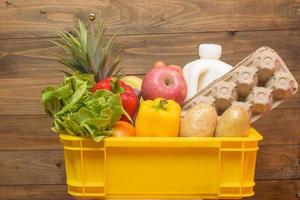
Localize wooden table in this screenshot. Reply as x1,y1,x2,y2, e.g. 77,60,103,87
0,0,299,199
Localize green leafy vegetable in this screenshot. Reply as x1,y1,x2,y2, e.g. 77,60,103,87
41,72,123,141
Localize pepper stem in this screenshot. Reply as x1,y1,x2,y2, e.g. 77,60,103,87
110,78,125,93
154,99,168,111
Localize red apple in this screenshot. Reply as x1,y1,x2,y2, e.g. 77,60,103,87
141,66,187,105
168,64,183,74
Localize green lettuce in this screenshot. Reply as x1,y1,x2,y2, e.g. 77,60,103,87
41,72,123,141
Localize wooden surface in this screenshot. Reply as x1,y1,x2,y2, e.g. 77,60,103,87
0,0,299,199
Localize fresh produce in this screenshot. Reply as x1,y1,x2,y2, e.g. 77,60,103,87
153,61,166,68
135,98,181,137
121,75,143,102
53,19,122,82
113,121,135,137
180,103,218,137
168,65,184,73
52,18,138,123
121,76,143,90
215,105,250,137
153,61,182,73
41,73,124,141
141,66,187,105
44,16,257,142
92,77,138,122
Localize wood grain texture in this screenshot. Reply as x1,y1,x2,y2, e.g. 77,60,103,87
0,0,299,198
255,145,300,181
0,180,299,200
0,108,299,150
0,185,72,200
0,151,65,185
0,115,59,150
253,108,300,146
1,30,299,78
0,0,299,39
248,180,300,200
0,145,299,185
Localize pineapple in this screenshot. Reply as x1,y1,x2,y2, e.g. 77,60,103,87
52,16,122,82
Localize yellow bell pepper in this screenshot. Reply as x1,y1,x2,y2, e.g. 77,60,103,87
135,98,181,137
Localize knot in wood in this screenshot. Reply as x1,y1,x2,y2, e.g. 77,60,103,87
89,13,96,21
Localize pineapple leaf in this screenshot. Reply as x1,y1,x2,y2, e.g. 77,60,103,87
104,46,122,77
102,35,116,68
105,56,121,78
51,42,83,72
112,66,123,77
77,20,87,49
87,52,97,80
53,33,90,73
58,70,73,76
87,23,97,76
53,16,122,81
58,31,80,50
94,21,105,72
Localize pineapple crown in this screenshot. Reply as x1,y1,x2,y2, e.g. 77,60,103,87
52,15,122,82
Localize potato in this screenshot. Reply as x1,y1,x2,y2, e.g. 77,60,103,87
215,105,250,137
180,103,218,137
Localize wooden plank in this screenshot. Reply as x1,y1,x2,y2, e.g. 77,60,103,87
0,145,299,185
0,185,72,200
255,145,300,181
0,0,299,39
0,115,60,150
0,151,65,185
0,77,62,115
249,180,300,200
0,180,299,200
0,108,299,151
253,108,300,146
1,30,299,78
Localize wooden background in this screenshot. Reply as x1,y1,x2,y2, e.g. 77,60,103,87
0,0,299,199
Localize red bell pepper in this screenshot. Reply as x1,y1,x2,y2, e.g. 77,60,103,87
91,77,138,122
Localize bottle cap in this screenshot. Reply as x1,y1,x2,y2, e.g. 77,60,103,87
199,44,222,59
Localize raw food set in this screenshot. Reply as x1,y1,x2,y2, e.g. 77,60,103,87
40,17,298,199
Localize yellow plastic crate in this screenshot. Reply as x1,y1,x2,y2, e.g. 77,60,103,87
60,127,262,199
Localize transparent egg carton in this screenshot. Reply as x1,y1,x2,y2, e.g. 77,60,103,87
182,46,299,123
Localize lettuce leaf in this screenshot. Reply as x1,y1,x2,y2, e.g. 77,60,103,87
41,72,123,141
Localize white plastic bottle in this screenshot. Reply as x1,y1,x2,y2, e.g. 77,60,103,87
183,44,233,101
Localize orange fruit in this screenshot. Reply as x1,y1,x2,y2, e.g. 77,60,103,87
112,121,135,137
